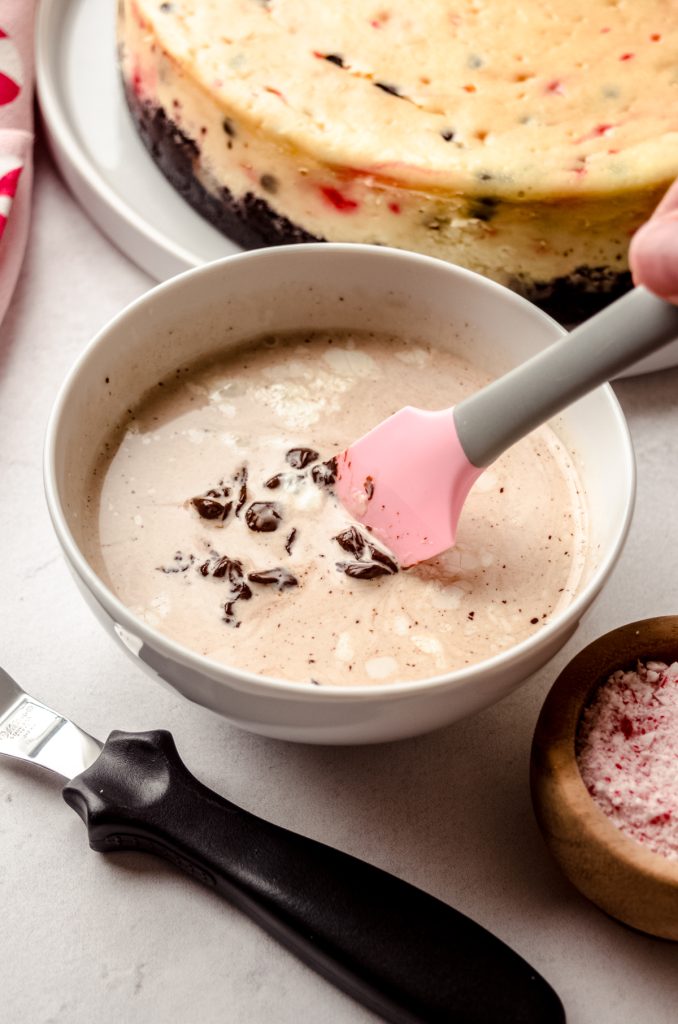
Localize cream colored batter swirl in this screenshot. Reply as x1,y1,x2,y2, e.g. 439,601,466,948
85,331,589,686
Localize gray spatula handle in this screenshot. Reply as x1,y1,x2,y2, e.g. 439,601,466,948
454,287,678,468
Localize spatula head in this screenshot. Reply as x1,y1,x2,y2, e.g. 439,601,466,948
334,406,483,567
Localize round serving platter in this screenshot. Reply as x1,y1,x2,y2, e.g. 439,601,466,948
35,0,678,375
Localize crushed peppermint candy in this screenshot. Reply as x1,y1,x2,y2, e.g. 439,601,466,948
576,660,678,860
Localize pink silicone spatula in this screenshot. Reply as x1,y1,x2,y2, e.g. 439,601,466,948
335,286,678,566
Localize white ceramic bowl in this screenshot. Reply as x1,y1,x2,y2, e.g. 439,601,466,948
44,245,635,744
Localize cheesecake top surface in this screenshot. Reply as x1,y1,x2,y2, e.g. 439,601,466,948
128,0,678,199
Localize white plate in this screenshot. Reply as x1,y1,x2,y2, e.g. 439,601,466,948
35,0,678,375
35,0,239,281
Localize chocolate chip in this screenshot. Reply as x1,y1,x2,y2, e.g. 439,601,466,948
191,496,232,520
440,128,456,142
248,568,299,590
159,2,174,11
334,526,366,559
260,173,278,194
285,447,319,469
324,53,345,67
467,196,498,222
311,457,337,488
337,561,394,580
374,82,402,97
245,501,283,532
364,476,374,500
285,528,297,555
222,117,236,137
264,474,283,489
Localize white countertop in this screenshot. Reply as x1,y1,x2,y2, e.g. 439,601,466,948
2,144,678,1024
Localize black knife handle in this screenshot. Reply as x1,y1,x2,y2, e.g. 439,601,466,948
63,730,564,1024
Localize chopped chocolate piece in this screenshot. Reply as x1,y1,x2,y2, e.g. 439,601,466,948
206,555,253,598
285,528,297,555
334,526,367,559
366,543,398,573
285,447,319,469
207,481,230,497
233,465,248,516
211,556,234,578
223,602,239,625
222,117,236,137
158,551,195,573
191,496,232,520
264,473,283,489
311,457,337,488
248,568,299,590
337,561,394,580
197,552,254,627
333,523,398,578
324,53,345,67
364,476,374,500
245,501,283,532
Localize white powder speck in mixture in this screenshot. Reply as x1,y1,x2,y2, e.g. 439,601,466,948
393,614,411,637
249,382,338,429
335,632,354,663
365,656,399,680
185,428,209,444
394,347,431,369
322,348,378,377
149,593,171,618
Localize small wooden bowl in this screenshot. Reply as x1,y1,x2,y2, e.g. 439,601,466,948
531,616,678,940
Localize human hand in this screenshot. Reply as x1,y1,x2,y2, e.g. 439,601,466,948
629,179,678,304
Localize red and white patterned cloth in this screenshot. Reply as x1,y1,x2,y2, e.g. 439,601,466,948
0,3,34,324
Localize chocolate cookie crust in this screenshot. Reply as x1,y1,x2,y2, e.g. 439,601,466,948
124,85,323,251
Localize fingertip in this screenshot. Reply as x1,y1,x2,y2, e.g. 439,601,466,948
628,212,678,302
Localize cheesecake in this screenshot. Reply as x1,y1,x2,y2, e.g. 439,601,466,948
119,0,678,317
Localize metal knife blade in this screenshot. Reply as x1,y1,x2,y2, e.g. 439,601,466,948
0,667,102,779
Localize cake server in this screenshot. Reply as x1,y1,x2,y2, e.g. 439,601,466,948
0,666,564,1024
335,285,678,566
